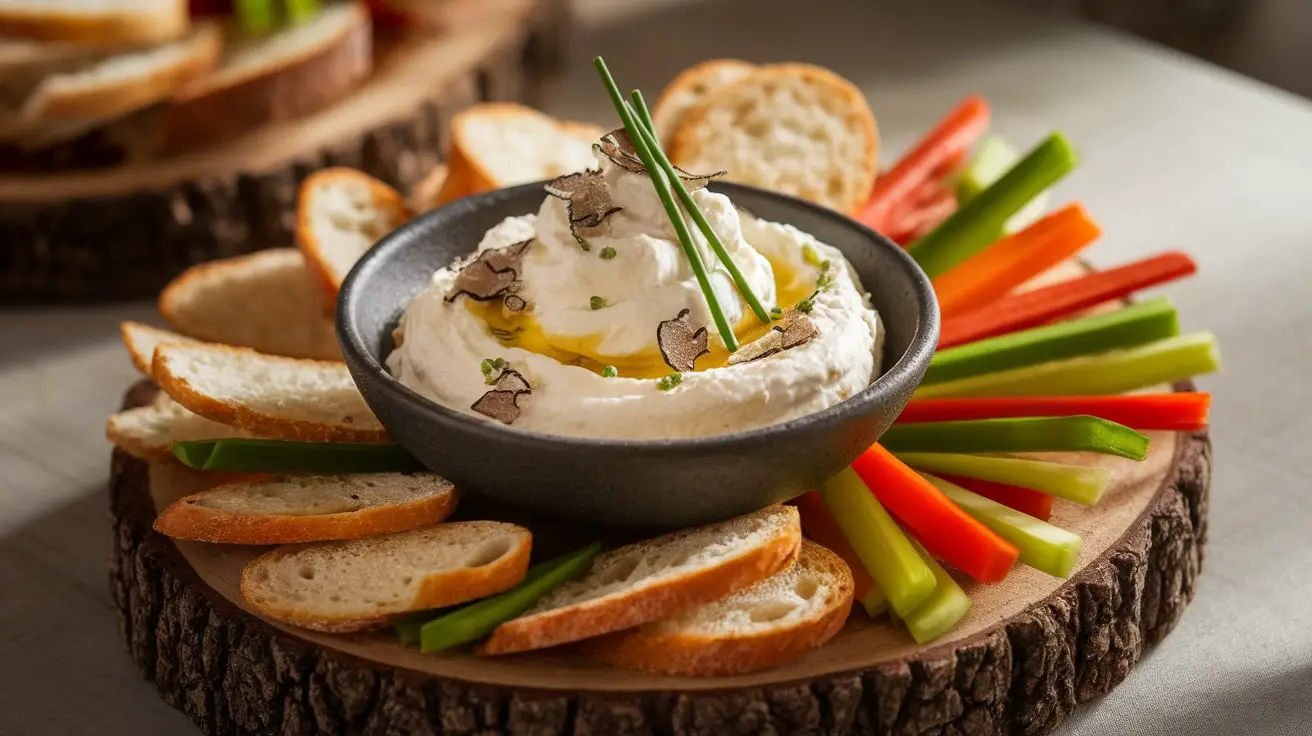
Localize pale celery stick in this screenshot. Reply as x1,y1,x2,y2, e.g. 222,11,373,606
958,135,1050,234
820,468,936,618
922,474,1083,578
895,452,1109,505
913,332,1221,399
900,540,971,644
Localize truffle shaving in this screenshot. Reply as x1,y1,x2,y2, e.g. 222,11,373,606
544,170,621,231
445,240,534,302
657,308,711,372
471,369,532,425
728,310,820,365
596,128,727,191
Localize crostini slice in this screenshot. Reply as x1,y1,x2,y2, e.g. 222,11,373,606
583,540,854,676
158,248,340,361
152,342,387,443
120,321,199,376
106,393,250,462
296,167,410,302
670,63,879,216
479,504,802,655
651,58,755,149
155,473,459,545
241,521,532,633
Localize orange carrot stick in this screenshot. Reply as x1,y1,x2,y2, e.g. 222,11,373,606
793,490,876,604
938,251,1198,348
850,444,1019,584
896,393,1211,431
859,96,990,232
932,203,1102,318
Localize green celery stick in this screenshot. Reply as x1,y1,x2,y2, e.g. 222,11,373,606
924,297,1179,384
900,540,970,644
909,133,1077,278
957,135,1050,235
861,587,890,617
922,474,1083,578
419,543,602,653
914,331,1221,399
237,0,276,33
820,468,936,618
880,416,1150,460
895,452,1110,505
285,0,321,24
172,439,425,474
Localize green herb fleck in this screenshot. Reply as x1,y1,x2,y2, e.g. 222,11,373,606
481,357,509,384
601,365,618,378
796,292,817,314
600,246,617,260
802,245,824,268
571,227,592,251
820,259,831,272
770,306,784,320
589,296,606,310
658,373,683,391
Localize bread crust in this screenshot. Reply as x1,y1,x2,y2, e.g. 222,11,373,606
23,23,222,121
152,343,389,443
120,321,198,376
154,477,459,545
651,58,755,147
160,2,373,153
295,167,411,301
240,523,532,633
479,507,802,655
449,102,557,193
105,398,247,462
0,1,190,46
582,541,854,676
408,163,450,213
669,63,879,216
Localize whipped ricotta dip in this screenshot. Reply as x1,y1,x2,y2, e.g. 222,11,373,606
387,134,883,440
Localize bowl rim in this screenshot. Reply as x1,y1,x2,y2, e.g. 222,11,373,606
337,180,940,455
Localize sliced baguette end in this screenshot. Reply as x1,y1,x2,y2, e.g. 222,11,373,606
295,167,410,301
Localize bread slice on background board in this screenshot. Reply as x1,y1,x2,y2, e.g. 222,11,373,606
241,521,532,632
106,393,251,462
153,342,388,443
651,59,755,149
15,22,221,121
120,321,200,375
158,248,340,361
450,103,601,193
584,540,853,676
160,1,372,153
0,0,190,46
670,63,879,216
155,473,459,545
296,168,410,301
479,504,802,655
408,163,449,213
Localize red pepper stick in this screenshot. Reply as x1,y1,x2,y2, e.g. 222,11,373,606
933,474,1055,521
859,96,990,232
938,251,1199,348
885,184,958,246
850,444,1019,584
896,393,1211,431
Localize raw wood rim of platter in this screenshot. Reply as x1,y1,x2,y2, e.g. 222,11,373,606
0,0,542,202
109,375,1210,735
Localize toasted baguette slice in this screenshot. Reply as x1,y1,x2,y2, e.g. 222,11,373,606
120,321,199,375
451,103,599,193
241,521,532,632
153,342,386,443
158,248,339,361
584,541,853,676
651,59,755,149
0,0,189,46
155,473,459,545
670,63,879,216
480,505,801,656
106,393,249,462
160,2,372,152
18,22,220,121
408,163,449,213
296,168,410,300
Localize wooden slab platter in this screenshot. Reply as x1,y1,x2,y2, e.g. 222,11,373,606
0,0,568,305
108,370,1211,732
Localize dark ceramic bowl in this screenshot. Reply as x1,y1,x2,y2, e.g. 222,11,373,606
338,181,938,529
